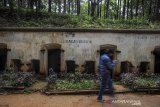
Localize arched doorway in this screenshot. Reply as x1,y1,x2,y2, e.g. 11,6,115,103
0,43,7,71
41,43,62,76
153,46,160,74
100,44,117,59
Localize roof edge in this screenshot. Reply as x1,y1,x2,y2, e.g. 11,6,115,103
0,27,160,34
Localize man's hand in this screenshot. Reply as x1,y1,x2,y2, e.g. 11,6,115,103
113,60,118,64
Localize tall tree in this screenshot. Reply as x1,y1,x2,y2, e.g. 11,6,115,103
28,0,35,10
18,0,22,8
119,0,122,18
148,0,152,20
135,0,139,17
71,0,74,14
68,0,71,14
127,0,129,19
3,0,7,7
48,0,52,12
117,0,120,19
106,0,110,18
130,0,133,19
8,0,14,12
35,0,42,12
122,0,126,19
58,0,61,13
141,0,144,17
97,0,100,17
156,0,160,21
77,0,80,15
63,0,66,13
88,0,91,15
91,0,97,17
99,0,102,18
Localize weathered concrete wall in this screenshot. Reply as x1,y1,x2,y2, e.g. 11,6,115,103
0,31,160,75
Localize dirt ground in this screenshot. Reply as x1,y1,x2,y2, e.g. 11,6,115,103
0,93,159,107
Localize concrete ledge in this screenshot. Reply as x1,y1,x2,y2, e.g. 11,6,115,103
44,89,133,95
0,27,160,34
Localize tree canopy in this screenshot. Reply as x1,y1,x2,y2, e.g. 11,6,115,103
0,0,160,28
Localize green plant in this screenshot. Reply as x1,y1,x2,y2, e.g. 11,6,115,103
133,77,160,88
55,79,97,90
121,73,160,89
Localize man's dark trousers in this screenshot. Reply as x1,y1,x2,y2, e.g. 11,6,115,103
97,72,114,100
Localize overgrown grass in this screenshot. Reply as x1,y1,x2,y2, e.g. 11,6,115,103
54,79,98,90
134,77,160,88
0,7,160,29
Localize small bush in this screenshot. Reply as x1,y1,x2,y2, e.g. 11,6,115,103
121,73,160,89
0,70,35,87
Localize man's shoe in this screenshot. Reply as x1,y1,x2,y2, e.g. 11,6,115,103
96,99,106,103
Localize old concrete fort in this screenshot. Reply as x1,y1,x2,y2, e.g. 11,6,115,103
0,28,160,77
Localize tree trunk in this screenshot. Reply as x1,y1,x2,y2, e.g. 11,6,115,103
48,0,52,12
77,0,80,15
106,0,110,18
68,0,71,14
104,0,107,18
122,0,126,19
127,0,129,19
58,0,61,13
149,0,152,20
97,0,100,17
38,0,42,10
156,0,160,21
63,0,66,13
18,0,21,8
99,0,102,18
30,0,34,10
3,0,7,7
141,0,144,17
119,0,122,18
91,0,97,17
8,0,14,12
130,0,133,19
117,0,120,19
71,0,74,14
88,0,91,15
55,2,58,12
36,0,38,12
136,0,139,17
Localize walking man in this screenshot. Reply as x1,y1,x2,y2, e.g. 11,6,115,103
97,49,117,103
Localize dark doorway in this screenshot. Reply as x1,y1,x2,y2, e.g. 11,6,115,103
85,61,95,74
121,61,134,73
121,61,129,73
0,48,7,71
154,55,160,74
66,60,75,73
31,59,40,74
139,62,150,73
48,49,61,75
10,59,22,72
153,47,160,74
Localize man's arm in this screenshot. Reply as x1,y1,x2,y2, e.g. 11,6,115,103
104,57,116,70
